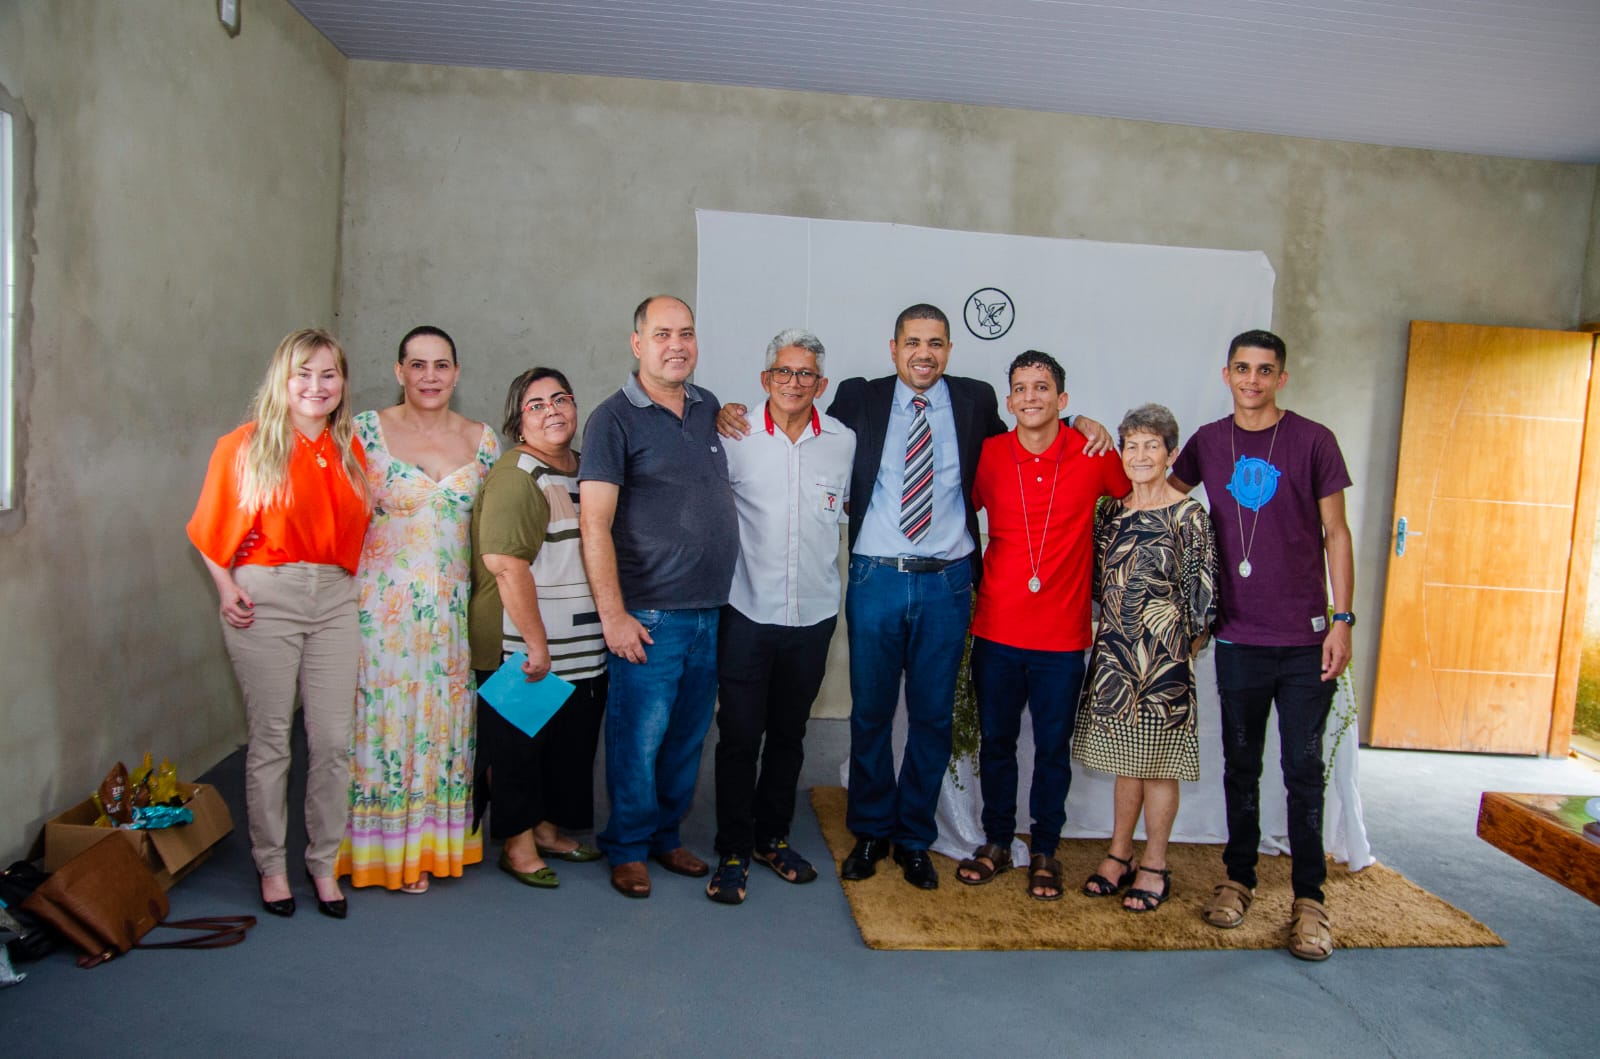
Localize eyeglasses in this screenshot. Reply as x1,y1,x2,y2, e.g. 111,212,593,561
766,367,820,386
523,394,575,414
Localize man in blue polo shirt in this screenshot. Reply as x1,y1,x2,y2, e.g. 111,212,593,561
579,295,740,899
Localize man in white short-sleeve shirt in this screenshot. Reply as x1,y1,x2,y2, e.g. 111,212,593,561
706,328,856,905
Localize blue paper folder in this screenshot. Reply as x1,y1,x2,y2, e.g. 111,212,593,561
477,653,576,739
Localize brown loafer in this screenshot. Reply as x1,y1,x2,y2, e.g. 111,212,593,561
651,847,710,878
610,861,652,899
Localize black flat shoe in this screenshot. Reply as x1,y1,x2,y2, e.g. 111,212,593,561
893,846,939,890
840,837,892,881
305,869,348,920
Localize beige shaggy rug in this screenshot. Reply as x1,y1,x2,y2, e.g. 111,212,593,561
811,786,1503,952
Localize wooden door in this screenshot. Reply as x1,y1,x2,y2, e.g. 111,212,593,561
1371,321,1598,753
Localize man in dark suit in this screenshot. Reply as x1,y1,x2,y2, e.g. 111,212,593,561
826,303,1005,889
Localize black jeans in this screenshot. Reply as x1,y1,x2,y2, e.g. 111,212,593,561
1214,643,1335,902
713,607,836,856
475,669,608,841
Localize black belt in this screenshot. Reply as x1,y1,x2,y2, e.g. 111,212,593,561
862,555,963,574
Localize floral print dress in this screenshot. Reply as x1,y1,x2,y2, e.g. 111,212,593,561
337,411,499,888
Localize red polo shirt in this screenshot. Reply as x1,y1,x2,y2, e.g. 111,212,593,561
971,424,1130,651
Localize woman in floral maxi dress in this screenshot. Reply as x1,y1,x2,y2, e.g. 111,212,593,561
337,326,499,893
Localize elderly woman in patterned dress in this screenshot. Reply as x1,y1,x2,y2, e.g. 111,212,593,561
1075,403,1216,913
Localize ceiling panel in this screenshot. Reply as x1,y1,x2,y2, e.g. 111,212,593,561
287,0,1600,162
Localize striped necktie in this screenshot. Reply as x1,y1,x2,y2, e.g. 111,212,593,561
900,394,933,542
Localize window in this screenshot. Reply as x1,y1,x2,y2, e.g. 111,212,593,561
0,86,33,533
0,105,13,510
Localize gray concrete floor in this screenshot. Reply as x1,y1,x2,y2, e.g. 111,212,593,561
3,719,1597,1058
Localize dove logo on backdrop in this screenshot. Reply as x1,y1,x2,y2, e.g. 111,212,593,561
963,288,1014,340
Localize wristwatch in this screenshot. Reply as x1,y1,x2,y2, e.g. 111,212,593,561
1331,612,1356,626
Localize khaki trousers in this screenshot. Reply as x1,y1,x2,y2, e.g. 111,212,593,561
222,563,358,878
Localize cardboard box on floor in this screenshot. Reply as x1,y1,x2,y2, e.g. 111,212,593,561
43,782,233,890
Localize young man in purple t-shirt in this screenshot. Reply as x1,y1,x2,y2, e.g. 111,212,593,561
1169,329,1354,962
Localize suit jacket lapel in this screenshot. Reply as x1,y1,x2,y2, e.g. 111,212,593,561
863,376,894,474
947,377,976,448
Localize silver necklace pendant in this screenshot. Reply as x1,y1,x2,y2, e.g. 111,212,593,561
1238,558,1252,578
1028,576,1042,593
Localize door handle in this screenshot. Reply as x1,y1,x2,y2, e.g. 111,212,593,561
1395,516,1423,556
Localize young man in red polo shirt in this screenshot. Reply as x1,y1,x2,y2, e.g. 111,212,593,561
956,351,1130,900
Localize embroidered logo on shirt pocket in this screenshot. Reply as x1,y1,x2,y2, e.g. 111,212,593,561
814,481,845,521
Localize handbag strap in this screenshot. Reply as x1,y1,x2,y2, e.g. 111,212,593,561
134,915,257,951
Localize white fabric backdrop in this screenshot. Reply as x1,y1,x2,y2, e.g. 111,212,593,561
695,208,1275,478
694,209,1372,870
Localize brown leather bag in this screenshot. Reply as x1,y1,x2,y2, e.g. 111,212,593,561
21,834,255,968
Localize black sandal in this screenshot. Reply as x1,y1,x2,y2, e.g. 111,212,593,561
705,854,750,906
1123,866,1171,913
1082,853,1135,897
1028,854,1064,902
956,843,1011,886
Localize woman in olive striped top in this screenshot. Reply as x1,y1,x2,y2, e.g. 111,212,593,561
469,367,609,883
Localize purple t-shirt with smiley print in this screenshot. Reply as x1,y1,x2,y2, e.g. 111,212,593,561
1171,410,1350,647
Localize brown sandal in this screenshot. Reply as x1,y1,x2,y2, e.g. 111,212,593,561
1027,853,1064,902
1288,897,1333,961
956,843,1012,886
1201,879,1254,929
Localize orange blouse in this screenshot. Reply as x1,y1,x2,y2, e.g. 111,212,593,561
187,423,370,575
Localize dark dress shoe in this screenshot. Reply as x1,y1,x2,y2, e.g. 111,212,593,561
306,869,348,919
259,874,295,917
894,847,940,890
839,837,892,881
260,896,296,918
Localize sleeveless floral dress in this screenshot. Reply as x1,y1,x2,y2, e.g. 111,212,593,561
337,411,499,888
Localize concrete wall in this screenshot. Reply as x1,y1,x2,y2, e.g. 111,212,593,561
335,62,1597,726
1584,178,1600,324
0,1,346,861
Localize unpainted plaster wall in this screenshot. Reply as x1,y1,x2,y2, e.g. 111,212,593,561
335,62,1597,725
1584,177,1600,324
0,0,346,861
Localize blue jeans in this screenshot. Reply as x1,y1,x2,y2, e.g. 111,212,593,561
597,608,719,866
970,637,1087,857
844,556,973,850
1214,642,1335,901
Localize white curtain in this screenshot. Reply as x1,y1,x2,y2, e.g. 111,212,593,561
696,209,1370,868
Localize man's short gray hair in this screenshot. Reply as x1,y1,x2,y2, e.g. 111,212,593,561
764,329,826,373
1117,403,1180,454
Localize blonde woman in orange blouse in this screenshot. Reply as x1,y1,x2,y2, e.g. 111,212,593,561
188,328,370,921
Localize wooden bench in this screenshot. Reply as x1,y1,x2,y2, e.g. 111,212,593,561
1477,792,1600,905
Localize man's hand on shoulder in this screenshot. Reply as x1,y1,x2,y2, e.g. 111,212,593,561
716,403,751,440
1073,415,1115,456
